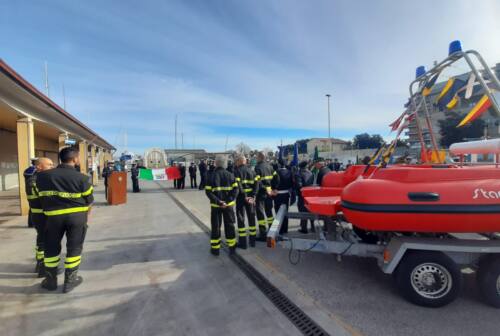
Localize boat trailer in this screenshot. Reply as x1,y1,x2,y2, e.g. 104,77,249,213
267,205,500,308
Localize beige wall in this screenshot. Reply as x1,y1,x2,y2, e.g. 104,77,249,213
35,135,59,165
0,129,18,191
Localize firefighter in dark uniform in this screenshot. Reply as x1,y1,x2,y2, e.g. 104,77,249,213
131,163,140,192
37,147,94,293
274,160,293,234
26,157,54,277
314,158,331,186
254,151,280,241
205,156,238,256
23,159,37,228
295,161,315,233
234,155,258,249
102,161,114,200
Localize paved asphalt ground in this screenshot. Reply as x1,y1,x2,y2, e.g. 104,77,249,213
0,180,301,336
170,186,500,336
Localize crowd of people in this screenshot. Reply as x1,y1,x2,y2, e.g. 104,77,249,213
195,152,342,256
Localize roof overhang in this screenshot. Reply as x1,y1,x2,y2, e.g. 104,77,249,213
0,59,114,150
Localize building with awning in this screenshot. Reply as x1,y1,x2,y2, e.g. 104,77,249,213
0,59,115,217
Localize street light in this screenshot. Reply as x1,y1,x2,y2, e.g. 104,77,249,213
326,94,332,158
326,94,331,139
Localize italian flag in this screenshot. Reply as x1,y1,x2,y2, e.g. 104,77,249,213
139,168,181,181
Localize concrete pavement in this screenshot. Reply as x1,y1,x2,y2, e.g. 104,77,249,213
170,187,500,336
0,180,301,336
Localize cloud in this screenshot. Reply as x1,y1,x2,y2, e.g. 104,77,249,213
2,0,500,154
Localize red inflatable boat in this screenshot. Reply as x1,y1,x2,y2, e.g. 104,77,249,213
341,166,500,233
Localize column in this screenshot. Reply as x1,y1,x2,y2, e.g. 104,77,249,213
90,145,97,185
78,141,87,174
16,117,35,215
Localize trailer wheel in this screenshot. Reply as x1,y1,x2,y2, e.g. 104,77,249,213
477,256,500,308
395,251,462,307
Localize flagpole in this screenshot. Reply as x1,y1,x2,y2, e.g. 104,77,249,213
421,96,441,162
326,94,332,159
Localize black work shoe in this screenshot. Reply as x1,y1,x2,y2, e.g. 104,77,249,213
41,267,58,291
229,246,236,255
211,249,220,256
237,237,247,250
255,235,267,242
249,236,256,248
36,261,45,278
298,229,308,234
63,269,83,293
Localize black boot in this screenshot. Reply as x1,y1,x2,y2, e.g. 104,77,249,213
63,268,83,293
256,233,267,242
229,246,236,255
211,248,220,256
41,267,58,291
237,236,247,249
249,236,256,248
36,260,45,278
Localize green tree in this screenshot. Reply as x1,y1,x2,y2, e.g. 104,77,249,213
438,111,485,148
352,133,385,149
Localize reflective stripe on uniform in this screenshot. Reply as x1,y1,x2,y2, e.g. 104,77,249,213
31,208,44,214
44,206,89,216
210,185,238,192
241,179,255,184
262,175,274,180
257,219,267,225
210,239,221,249
205,186,213,190
226,238,237,247
267,217,274,224
64,255,82,269
238,228,247,237
39,190,84,198
255,175,261,181
248,226,257,236
243,188,253,193
44,256,60,268
35,247,44,261
26,194,38,200
210,201,236,208
235,177,241,181
82,186,93,196
265,187,272,191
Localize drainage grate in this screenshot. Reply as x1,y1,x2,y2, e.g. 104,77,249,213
161,184,330,336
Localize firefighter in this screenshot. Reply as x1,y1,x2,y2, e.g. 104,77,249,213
314,158,331,186
23,158,37,228
36,147,94,293
189,162,197,188
254,151,280,241
274,160,293,234
295,161,315,234
26,157,54,277
198,159,207,190
205,156,238,256
131,163,140,192
102,161,114,200
234,155,258,249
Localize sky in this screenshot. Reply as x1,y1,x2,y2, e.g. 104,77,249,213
1,0,500,154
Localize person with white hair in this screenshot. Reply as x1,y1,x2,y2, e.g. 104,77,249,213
26,157,54,277
205,155,239,256
234,155,258,248
254,151,280,241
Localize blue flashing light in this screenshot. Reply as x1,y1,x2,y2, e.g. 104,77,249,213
449,40,462,56
416,66,426,79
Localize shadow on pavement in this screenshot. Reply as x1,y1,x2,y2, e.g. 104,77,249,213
0,230,275,336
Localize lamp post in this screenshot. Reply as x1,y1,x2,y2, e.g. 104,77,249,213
326,94,332,158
